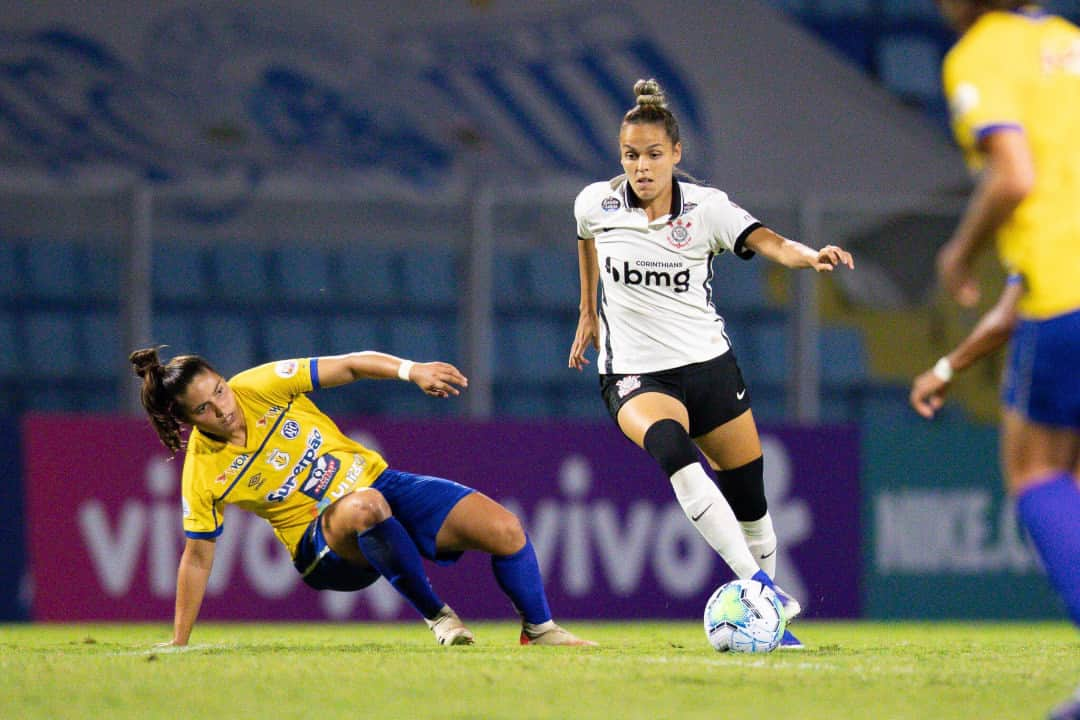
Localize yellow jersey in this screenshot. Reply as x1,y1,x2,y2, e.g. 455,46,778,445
181,358,388,558
943,8,1080,318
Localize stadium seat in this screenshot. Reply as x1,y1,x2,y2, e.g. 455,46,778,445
880,0,939,21
495,318,568,381
876,34,942,101
153,242,207,301
81,311,123,378
24,312,79,377
493,385,554,418
400,247,459,307
84,243,121,300
337,245,399,305
0,312,19,375
263,315,322,359
387,316,457,363
151,313,199,356
819,326,869,384
711,256,770,311
201,316,257,377
812,0,872,16
211,243,270,303
26,241,79,300
746,322,789,386
493,250,523,309
328,316,384,355
276,246,332,302
523,247,579,309
0,241,21,299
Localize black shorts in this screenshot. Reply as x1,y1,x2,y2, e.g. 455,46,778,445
599,351,752,438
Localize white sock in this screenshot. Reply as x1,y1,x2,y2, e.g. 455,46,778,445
670,464,760,578
740,512,777,578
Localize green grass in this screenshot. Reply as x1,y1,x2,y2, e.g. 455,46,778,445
0,621,1076,720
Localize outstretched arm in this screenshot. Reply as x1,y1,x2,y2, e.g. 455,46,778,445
744,227,854,272
910,277,1022,419
315,352,468,398
165,537,216,647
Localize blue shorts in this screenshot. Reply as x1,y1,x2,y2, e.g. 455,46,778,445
293,468,475,592
1002,308,1080,428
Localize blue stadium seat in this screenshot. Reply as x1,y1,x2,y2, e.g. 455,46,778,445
0,242,21,299
880,0,939,21
82,311,122,378
328,316,384,355
26,241,79,299
0,311,19,375
523,247,579,309
876,34,942,101
211,243,270,303
813,0,872,16
493,250,523,309
495,318,567,381
153,242,206,301
337,245,399,305
711,256,769,311
493,386,554,418
276,246,332,302
263,315,322,359
745,323,789,387
84,243,121,300
400,247,459,307
152,313,199,356
388,316,457,363
201,316,256,376
819,326,868,384
24,312,79,377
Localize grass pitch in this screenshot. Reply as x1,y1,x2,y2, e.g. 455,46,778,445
1,621,1076,720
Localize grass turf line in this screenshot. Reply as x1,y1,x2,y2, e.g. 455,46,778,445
0,621,1076,720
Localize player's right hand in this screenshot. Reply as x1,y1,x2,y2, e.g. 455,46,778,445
909,368,950,419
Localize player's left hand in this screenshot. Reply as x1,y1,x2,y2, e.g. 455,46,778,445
909,368,950,419
410,361,468,398
811,245,854,272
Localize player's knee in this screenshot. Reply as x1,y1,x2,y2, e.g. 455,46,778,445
337,488,392,531
643,419,699,476
488,508,526,554
715,456,766,521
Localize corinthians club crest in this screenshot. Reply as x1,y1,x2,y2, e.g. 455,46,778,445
667,218,692,248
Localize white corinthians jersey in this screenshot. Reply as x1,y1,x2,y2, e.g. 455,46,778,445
575,178,761,374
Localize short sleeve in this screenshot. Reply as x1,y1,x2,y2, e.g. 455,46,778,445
699,191,761,259
574,186,596,240
181,450,225,540
943,33,1023,160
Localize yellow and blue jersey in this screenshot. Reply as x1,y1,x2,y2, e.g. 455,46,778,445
181,358,388,558
943,7,1080,319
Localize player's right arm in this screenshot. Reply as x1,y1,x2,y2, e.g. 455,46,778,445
910,276,1023,419
167,537,216,646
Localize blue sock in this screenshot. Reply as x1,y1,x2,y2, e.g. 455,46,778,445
356,517,444,620
491,537,552,625
1017,473,1080,625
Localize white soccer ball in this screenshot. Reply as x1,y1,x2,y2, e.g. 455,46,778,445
703,578,787,653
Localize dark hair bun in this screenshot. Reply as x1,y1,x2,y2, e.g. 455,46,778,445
633,78,666,108
129,347,162,379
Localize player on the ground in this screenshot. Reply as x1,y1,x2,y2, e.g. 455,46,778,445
932,3,1080,717
567,78,854,649
131,346,593,648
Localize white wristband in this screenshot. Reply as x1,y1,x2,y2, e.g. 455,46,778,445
397,360,415,381
932,356,954,383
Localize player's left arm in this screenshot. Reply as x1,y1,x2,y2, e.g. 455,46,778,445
315,352,468,398
937,129,1034,306
744,226,854,272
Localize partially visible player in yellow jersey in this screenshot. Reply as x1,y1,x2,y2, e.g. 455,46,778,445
131,347,593,649
934,4,1080,718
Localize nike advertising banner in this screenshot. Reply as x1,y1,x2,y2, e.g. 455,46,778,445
23,415,860,621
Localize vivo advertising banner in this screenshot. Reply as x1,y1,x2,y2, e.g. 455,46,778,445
24,415,859,622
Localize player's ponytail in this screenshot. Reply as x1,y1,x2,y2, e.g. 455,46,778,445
129,346,216,454
623,78,681,146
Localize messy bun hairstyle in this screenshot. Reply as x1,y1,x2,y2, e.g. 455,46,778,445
623,78,681,146
130,346,217,453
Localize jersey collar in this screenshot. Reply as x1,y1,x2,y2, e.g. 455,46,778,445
622,177,684,219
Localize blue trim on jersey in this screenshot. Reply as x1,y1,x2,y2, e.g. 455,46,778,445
218,400,293,503
310,358,321,390
185,527,224,540
1006,273,1024,286
975,123,1023,142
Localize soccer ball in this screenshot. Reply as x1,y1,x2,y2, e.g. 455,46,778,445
703,578,787,653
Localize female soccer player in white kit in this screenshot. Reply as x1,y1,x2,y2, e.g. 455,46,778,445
568,79,854,649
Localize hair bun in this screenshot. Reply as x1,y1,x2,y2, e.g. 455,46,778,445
129,347,162,379
633,78,666,108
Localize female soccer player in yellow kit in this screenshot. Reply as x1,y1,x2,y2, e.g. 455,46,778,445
131,347,592,648
934,2,1080,717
